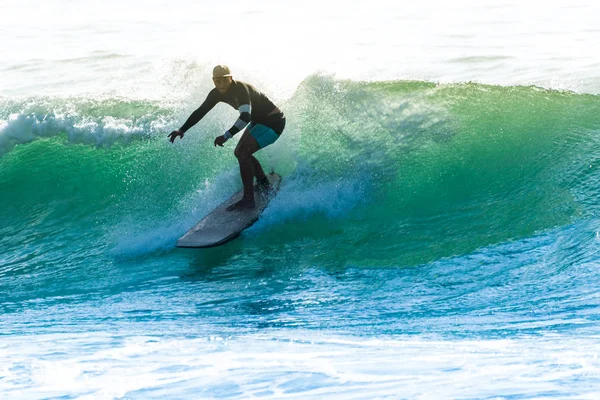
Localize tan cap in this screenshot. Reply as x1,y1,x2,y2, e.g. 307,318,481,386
213,65,232,78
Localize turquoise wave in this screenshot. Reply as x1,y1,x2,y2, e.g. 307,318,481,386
1,77,599,293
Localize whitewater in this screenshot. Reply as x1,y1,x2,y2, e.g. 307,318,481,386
1,0,600,398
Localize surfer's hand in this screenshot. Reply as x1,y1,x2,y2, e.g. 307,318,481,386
168,130,184,143
214,135,227,147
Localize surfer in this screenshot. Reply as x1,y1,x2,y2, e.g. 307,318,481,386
168,65,285,211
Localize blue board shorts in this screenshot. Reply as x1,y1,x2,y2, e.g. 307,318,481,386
249,123,280,149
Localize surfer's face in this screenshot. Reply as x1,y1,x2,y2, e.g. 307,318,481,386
213,76,232,93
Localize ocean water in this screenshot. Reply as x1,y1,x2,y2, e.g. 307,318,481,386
1,0,600,398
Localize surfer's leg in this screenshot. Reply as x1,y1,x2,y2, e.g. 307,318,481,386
251,156,267,182
248,123,279,184
227,129,261,211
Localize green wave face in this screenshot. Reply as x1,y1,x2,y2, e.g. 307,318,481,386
272,77,599,266
1,77,599,271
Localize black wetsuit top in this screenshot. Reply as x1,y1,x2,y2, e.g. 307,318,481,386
179,80,285,136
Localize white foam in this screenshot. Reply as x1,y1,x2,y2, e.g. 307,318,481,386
1,331,599,399
0,108,169,155
261,174,367,225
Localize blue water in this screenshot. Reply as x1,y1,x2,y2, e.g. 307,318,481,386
2,1,600,398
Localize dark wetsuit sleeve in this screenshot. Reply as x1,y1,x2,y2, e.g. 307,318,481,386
225,85,252,137
179,89,220,133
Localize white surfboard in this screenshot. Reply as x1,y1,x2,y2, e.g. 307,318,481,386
176,173,281,248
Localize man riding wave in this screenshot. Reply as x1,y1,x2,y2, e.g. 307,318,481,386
168,65,285,211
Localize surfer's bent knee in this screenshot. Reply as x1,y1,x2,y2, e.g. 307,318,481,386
234,147,249,159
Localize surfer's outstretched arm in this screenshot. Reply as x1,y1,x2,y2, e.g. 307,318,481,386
168,90,220,142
